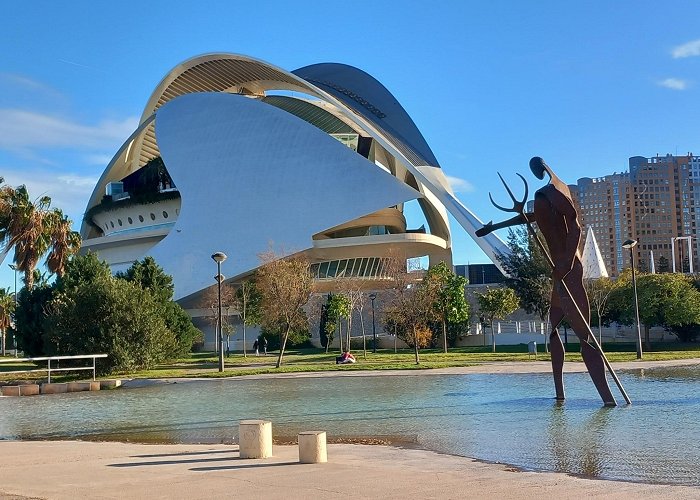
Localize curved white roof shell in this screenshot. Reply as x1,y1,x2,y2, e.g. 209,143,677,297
82,53,507,299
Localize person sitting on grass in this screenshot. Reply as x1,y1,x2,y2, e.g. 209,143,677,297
335,351,356,364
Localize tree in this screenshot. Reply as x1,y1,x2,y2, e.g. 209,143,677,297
585,277,618,344
0,183,80,288
256,252,313,368
476,287,519,353
498,227,551,322
383,254,438,364
609,272,700,347
235,280,262,357
199,282,237,352
423,261,469,352
14,283,55,356
45,209,81,277
657,256,670,273
0,287,14,355
46,277,175,373
322,292,350,353
119,257,201,357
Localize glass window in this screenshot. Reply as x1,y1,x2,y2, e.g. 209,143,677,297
128,217,133,224
319,261,330,278
150,213,156,221
139,215,144,222
163,211,169,219
327,260,338,278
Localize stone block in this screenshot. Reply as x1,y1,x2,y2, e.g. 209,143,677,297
239,420,273,459
100,379,122,389
298,431,327,464
1,386,20,397
67,382,92,393
19,384,40,396
41,383,69,395
89,381,101,391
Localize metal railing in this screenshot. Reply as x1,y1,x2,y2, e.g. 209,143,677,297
0,354,108,383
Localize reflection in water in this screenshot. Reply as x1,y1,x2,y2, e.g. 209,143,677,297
2,366,700,485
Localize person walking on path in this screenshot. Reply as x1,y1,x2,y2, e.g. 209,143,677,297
253,339,259,356
262,337,268,356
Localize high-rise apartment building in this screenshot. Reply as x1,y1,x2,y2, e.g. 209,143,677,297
572,154,698,276
571,172,630,275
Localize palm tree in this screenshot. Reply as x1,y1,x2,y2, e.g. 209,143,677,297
46,209,81,277
0,183,81,288
0,287,14,356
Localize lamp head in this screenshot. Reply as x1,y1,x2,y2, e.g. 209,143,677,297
211,252,227,263
622,239,637,249
369,293,377,301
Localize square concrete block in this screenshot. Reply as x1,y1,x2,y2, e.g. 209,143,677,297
41,383,69,395
239,420,273,459
100,379,122,389
298,431,327,464
89,381,101,391
1,386,20,397
19,384,40,396
67,382,92,392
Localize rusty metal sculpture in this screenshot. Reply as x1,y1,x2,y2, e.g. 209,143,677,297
476,157,630,406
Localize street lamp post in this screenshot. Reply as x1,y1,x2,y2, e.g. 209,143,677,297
369,293,377,353
622,239,643,359
211,252,227,372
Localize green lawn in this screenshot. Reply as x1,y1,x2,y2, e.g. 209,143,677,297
2,343,699,382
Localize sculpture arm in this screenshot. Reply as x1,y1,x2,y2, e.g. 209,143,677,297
476,212,535,237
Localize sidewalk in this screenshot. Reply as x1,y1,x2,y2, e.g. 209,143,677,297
0,440,698,499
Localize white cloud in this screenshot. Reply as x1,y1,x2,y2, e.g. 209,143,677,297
446,175,475,193
1,167,97,224
0,109,138,151
658,78,689,90
672,39,700,59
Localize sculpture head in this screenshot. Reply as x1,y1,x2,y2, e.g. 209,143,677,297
529,157,549,180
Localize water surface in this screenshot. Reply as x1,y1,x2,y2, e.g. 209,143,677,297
1,366,699,485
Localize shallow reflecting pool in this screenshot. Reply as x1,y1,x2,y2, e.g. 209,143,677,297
2,365,699,485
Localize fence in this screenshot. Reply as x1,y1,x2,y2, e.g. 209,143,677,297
0,354,108,383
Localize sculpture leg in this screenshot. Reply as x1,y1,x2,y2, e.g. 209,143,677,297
580,340,616,406
549,329,565,400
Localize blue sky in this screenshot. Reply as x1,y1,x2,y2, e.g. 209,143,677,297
2,0,699,288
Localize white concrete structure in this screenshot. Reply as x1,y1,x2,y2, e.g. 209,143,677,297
81,53,507,307
238,420,273,459
298,431,327,464
581,226,609,279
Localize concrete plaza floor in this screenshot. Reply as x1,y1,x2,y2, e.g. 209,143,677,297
0,440,698,500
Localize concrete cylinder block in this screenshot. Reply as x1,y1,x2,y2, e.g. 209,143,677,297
239,420,273,459
41,383,69,395
298,431,327,464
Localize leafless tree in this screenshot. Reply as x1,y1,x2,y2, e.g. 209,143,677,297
380,253,437,364
199,283,237,353
584,277,617,344
256,250,314,368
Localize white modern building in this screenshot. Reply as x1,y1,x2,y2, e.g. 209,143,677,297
81,54,507,330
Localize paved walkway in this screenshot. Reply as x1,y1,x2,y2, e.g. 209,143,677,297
0,441,698,499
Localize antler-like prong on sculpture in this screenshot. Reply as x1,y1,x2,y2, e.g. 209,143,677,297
488,172,529,214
